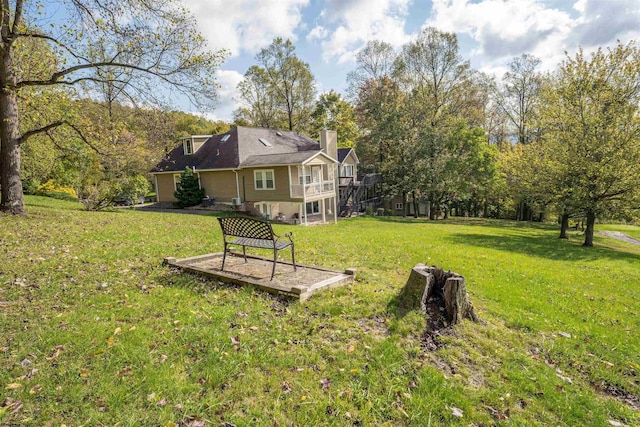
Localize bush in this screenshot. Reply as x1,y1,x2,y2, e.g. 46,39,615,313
80,182,117,211
35,181,78,201
174,167,205,208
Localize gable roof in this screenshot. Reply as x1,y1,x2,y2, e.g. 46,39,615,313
337,147,359,164
151,126,323,173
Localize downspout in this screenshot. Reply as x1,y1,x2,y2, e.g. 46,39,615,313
233,170,240,201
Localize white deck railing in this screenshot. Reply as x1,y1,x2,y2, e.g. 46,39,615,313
291,180,335,198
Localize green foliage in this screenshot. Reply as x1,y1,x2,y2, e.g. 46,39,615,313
35,180,78,201
237,38,316,133
537,42,640,244
310,91,359,147
115,174,151,205
2,198,639,426
173,167,205,208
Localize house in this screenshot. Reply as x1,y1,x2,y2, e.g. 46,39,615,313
151,127,342,225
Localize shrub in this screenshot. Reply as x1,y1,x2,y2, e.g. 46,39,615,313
174,167,205,208
35,181,78,201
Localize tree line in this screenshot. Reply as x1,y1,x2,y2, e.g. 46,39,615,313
3,2,639,247
235,31,640,246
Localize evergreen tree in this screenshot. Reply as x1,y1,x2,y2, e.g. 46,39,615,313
174,168,205,208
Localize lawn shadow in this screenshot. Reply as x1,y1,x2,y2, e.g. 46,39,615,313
448,232,640,263
365,215,557,230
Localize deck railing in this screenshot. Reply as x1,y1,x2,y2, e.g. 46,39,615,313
291,180,335,198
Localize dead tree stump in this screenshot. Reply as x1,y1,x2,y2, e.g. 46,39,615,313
400,264,482,325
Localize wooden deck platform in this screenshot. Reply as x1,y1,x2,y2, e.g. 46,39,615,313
164,251,356,301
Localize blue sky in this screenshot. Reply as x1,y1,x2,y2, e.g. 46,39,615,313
187,0,640,121
43,0,640,121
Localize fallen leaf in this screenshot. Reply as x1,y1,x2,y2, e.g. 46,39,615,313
556,373,573,383
147,392,156,401
558,331,571,338
114,327,122,335
29,385,42,395
5,383,21,390
79,369,90,378
46,345,64,360
20,359,32,368
347,345,355,353
608,420,625,427
300,395,307,401
451,407,463,417
128,326,136,331
282,381,292,394
320,378,331,390
231,336,240,345
1,397,23,414
157,398,168,407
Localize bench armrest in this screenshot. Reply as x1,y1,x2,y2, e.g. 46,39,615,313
275,231,294,244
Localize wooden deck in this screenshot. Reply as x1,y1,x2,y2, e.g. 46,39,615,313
164,251,356,301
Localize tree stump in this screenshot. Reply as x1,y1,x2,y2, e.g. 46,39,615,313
399,264,482,326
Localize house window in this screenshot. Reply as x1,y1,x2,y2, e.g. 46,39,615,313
343,164,354,177
184,139,193,155
254,170,275,190
306,201,320,215
298,165,322,184
395,202,403,210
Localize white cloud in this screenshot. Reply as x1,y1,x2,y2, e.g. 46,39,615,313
204,69,244,121
188,0,310,57
426,0,640,75
307,0,412,64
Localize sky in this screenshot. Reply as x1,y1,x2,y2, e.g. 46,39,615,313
186,0,640,122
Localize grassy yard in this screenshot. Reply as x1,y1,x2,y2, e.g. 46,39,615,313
1,197,639,426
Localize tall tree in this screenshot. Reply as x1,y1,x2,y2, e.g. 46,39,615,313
0,0,226,214
310,90,358,148
235,65,282,129
242,38,315,132
539,42,640,246
497,54,543,145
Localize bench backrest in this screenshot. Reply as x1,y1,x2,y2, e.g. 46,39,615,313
218,217,274,240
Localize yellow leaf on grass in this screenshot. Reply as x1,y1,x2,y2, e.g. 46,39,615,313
347,345,355,353
114,327,122,335
29,384,42,394
79,369,90,378
5,383,21,390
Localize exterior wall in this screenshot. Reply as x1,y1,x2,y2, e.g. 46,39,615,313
198,170,238,202
156,173,178,202
240,166,293,202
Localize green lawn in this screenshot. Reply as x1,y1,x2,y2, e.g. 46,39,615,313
1,196,639,426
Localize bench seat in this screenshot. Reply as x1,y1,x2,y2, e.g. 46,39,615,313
218,216,296,280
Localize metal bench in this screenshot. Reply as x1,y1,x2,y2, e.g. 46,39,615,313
217,216,296,280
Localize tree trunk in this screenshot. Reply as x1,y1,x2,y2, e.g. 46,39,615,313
412,191,418,218
559,211,569,239
0,45,25,215
398,265,482,325
583,209,596,247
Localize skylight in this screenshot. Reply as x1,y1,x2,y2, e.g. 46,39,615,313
221,134,230,142
258,138,272,147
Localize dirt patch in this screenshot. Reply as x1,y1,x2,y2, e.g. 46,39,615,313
591,380,640,412
600,231,640,246
357,315,389,339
